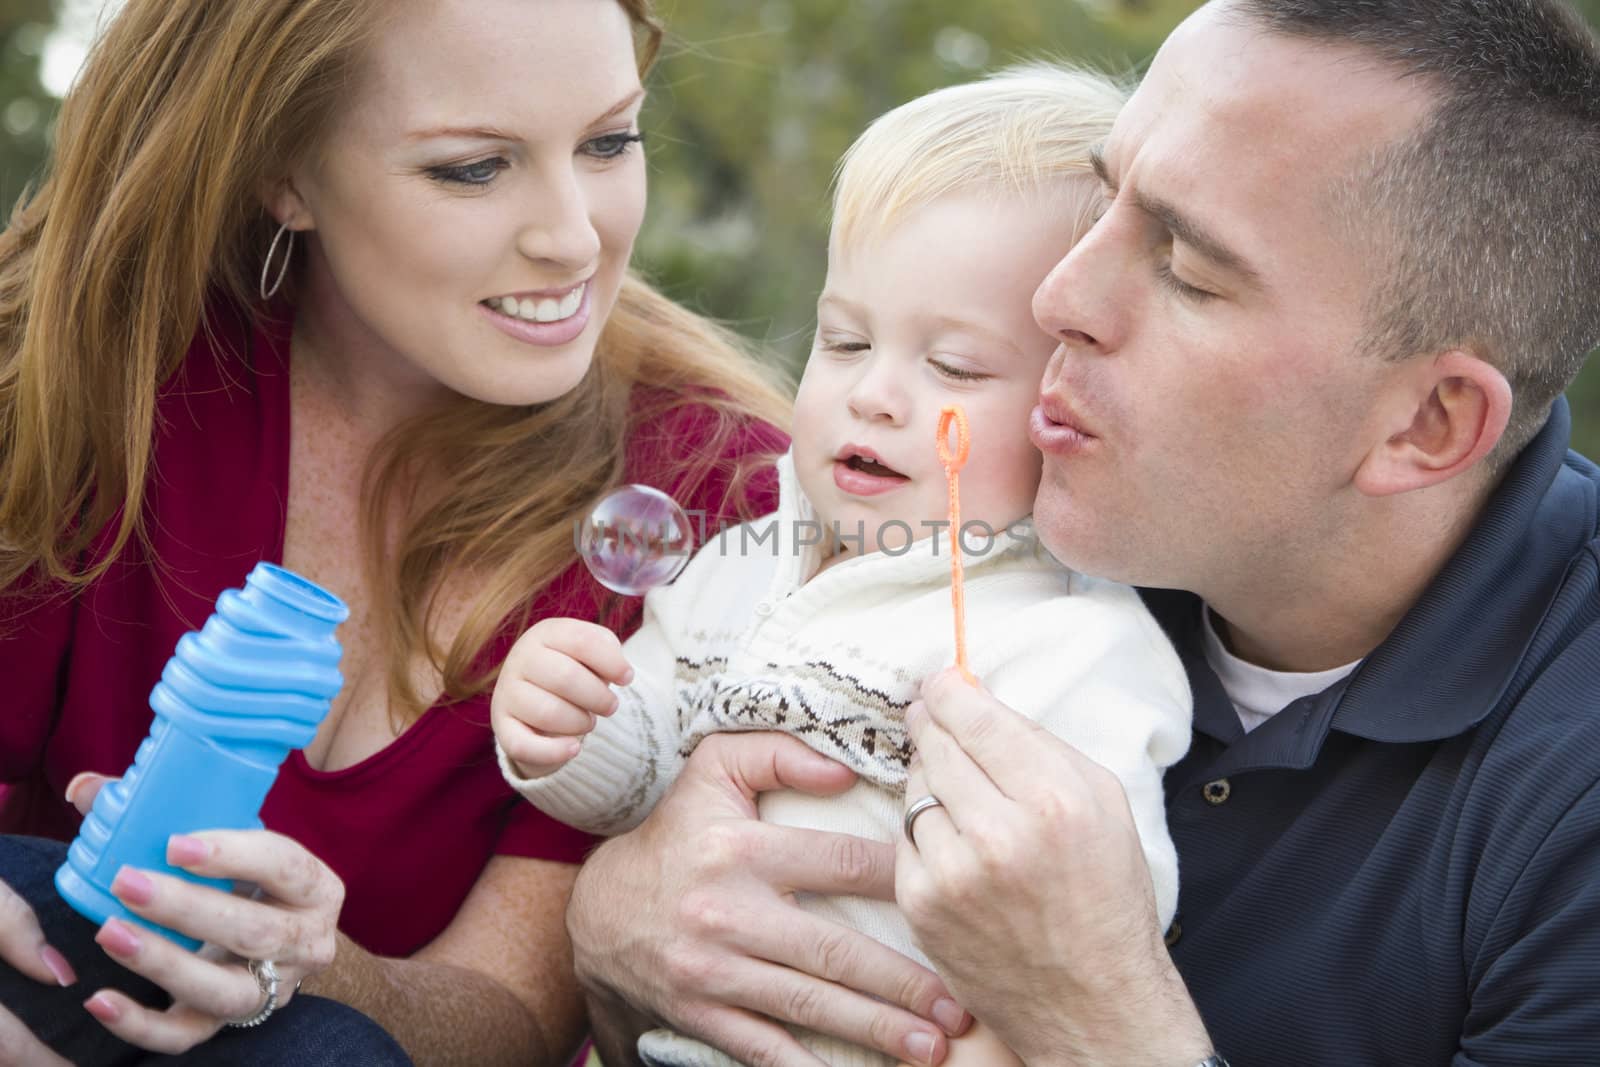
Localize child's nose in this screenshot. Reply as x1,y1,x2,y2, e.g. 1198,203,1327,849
846,360,908,424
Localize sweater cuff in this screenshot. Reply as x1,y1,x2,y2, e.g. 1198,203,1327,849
495,713,655,834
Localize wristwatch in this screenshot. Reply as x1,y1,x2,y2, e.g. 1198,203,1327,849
1194,1057,1231,1067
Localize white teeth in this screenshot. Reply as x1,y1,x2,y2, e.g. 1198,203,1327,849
490,283,587,324
558,286,582,318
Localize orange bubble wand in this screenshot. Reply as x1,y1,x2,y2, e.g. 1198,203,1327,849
937,405,977,685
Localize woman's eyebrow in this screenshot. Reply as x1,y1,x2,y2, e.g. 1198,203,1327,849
406,89,646,144
588,87,647,127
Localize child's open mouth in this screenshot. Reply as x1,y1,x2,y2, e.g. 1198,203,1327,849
834,449,909,496
844,455,907,479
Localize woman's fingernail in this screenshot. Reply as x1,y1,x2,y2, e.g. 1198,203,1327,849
84,992,122,1023
932,997,968,1035
111,868,155,906
64,772,96,807
168,834,210,865
96,919,141,958
904,1031,937,1065
39,945,76,987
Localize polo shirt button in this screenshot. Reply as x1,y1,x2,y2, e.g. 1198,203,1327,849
1164,918,1182,947
753,601,774,618
1202,778,1232,805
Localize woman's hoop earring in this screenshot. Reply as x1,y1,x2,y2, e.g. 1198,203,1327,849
259,223,295,301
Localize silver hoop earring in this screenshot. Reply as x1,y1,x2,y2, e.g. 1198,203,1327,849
259,223,295,301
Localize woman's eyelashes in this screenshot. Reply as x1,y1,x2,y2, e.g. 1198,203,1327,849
425,131,645,188
583,131,645,160
427,156,510,187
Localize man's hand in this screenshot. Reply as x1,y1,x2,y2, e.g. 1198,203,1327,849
896,670,1212,1067
567,731,970,1067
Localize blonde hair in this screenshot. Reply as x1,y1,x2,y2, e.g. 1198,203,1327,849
0,0,789,720
831,62,1129,252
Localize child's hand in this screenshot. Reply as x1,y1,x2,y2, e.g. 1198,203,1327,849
492,618,634,780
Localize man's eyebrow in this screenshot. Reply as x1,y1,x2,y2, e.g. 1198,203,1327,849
1090,143,1115,190
1088,144,1263,289
406,88,646,143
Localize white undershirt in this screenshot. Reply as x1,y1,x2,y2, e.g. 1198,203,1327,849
1201,605,1363,733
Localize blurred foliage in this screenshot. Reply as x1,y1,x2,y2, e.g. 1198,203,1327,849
0,0,1595,458
0,0,52,220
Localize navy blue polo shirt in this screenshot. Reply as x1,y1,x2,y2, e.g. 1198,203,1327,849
1145,396,1600,1066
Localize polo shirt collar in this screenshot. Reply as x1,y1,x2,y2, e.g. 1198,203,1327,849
1334,396,1587,742
1145,396,1592,762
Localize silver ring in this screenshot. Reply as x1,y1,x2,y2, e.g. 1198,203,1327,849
227,958,280,1028
902,794,945,845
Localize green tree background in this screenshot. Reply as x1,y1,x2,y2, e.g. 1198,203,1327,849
2,0,1596,459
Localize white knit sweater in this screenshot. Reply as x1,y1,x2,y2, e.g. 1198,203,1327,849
501,453,1192,1067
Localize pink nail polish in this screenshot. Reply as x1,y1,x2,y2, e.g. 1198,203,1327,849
168,834,210,865
96,919,141,958
84,992,122,1023
64,772,93,805
110,868,155,906
39,945,77,987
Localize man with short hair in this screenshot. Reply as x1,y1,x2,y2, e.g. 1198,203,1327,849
570,2,1600,1064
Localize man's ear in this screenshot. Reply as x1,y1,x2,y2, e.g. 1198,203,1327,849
260,177,314,232
1354,350,1512,497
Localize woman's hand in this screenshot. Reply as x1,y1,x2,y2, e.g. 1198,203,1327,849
896,671,1212,1067
66,774,345,1054
0,874,76,1066
568,731,970,1067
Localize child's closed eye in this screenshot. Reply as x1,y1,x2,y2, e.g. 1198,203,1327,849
929,356,991,382
819,339,870,354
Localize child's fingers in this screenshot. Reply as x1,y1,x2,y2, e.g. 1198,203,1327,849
531,619,634,687
499,719,586,775
504,681,602,736
524,646,624,717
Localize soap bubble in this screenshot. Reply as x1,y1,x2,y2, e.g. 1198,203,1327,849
578,485,695,596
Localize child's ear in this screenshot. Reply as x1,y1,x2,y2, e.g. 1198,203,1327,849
1353,350,1511,497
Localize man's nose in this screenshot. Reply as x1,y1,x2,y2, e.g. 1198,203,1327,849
1032,217,1129,354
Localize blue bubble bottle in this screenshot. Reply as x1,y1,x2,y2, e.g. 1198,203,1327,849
55,563,347,949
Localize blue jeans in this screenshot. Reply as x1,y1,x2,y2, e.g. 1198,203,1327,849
0,834,411,1066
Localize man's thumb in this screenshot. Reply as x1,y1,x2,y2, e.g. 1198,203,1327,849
686,732,857,809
